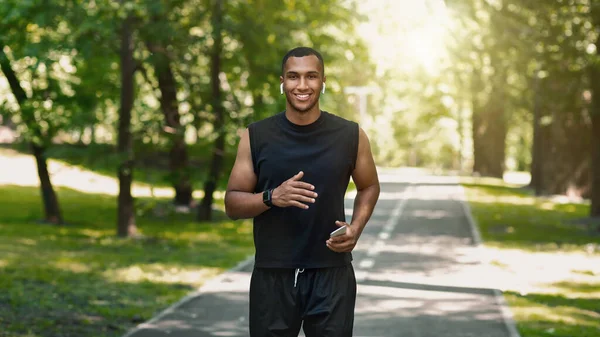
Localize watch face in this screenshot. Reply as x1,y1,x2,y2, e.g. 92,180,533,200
263,189,272,206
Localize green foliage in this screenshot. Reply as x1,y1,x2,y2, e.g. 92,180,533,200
0,184,253,337
0,0,372,235
443,0,598,173
223,0,371,125
0,0,87,144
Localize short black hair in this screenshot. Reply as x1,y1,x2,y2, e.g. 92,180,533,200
281,47,324,76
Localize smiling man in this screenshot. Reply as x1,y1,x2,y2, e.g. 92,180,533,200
224,46,380,337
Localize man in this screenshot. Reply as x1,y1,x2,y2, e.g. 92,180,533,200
224,46,380,337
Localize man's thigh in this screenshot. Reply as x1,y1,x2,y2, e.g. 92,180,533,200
249,267,302,337
301,265,356,337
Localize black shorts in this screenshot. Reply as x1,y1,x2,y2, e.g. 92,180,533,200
249,264,356,337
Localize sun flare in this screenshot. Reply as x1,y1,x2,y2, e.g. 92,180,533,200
357,0,451,75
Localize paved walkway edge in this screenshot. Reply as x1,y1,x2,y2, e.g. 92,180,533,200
122,254,255,337
457,183,522,337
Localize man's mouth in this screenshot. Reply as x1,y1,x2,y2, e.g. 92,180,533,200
295,93,310,101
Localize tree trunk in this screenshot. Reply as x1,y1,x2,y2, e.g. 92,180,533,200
591,112,600,218
473,108,507,178
472,104,485,175
472,61,506,178
544,108,590,197
90,125,96,144
530,75,543,195
590,4,600,219
149,45,193,207
532,72,591,199
0,46,63,224
471,66,503,177
117,8,137,237
198,0,224,221
32,143,63,224
590,44,600,218
170,138,192,206
456,98,464,173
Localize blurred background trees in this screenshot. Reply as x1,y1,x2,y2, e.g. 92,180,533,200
1,0,598,236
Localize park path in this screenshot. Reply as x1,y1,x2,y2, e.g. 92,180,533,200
123,168,520,337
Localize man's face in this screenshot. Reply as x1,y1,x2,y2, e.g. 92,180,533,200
280,55,325,114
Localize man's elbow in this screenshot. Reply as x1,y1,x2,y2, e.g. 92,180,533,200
359,181,380,193
224,193,238,220
225,207,242,220
372,181,381,198
225,205,236,220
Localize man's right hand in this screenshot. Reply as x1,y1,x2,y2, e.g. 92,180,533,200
272,171,318,209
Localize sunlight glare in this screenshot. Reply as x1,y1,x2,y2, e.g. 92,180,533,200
103,264,221,286
357,0,450,75
52,260,92,273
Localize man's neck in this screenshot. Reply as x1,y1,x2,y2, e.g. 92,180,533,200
285,106,321,126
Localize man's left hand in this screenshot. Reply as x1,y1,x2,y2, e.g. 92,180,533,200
326,221,358,253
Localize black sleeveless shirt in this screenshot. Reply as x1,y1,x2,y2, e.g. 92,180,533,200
248,110,359,268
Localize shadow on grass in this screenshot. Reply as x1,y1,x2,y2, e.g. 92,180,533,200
462,183,597,251
0,184,253,266
0,264,195,337
0,184,254,337
506,291,600,313
551,281,600,296
504,290,600,337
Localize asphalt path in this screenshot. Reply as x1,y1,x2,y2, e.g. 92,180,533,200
123,169,520,337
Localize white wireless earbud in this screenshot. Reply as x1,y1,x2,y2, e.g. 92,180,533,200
280,83,284,95
322,83,326,94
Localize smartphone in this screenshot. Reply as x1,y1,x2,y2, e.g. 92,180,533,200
330,226,347,238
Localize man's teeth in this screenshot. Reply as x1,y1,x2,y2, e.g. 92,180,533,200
297,94,309,99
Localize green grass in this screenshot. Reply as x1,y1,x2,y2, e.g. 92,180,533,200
504,291,600,337
0,184,253,337
463,179,600,337
463,182,597,252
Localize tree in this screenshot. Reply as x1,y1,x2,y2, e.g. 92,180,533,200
0,0,77,224
198,0,225,221
0,47,63,224
523,1,592,198
446,0,593,199
589,1,600,219
142,0,194,207
117,1,137,237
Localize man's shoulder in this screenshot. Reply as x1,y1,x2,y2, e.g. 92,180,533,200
324,111,358,129
249,112,283,130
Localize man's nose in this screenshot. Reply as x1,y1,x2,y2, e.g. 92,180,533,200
298,77,309,89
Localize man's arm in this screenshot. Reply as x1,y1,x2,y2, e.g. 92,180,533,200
348,127,380,238
327,127,380,252
224,129,267,220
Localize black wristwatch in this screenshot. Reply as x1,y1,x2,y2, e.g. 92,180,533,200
262,189,274,207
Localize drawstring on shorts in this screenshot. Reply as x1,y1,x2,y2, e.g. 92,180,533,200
294,268,305,287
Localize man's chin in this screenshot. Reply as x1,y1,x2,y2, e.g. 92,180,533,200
289,102,317,114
